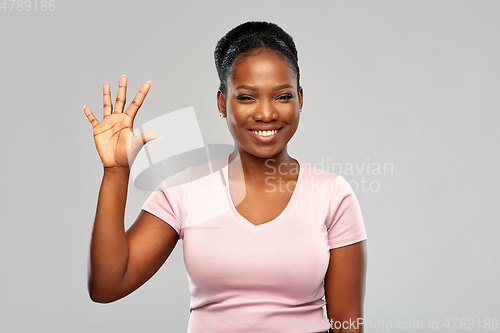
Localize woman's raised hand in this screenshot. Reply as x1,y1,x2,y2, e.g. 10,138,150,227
83,76,160,169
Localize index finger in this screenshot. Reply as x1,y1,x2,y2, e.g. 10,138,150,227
125,81,151,119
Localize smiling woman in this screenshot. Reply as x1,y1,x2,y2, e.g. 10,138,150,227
219,47,302,168
84,21,367,333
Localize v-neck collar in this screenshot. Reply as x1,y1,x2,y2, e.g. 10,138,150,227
221,153,303,231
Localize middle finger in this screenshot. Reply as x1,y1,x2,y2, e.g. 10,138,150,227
114,75,128,113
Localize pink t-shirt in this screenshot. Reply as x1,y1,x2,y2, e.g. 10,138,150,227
141,154,367,333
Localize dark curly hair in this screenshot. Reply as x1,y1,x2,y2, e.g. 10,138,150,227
214,21,300,97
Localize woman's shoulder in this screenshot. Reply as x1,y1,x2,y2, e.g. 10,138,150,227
298,159,343,183
158,154,228,189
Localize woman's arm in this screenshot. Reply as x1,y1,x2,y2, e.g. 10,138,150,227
324,240,367,333
87,167,179,303
84,76,178,303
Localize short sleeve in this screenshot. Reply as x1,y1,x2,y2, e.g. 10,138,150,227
141,167,193,237
326,175,367,249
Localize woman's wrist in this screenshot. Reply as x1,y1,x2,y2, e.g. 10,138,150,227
102,166,131,179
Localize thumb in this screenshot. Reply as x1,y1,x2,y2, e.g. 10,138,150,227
126,131,162,168
140,131,162,145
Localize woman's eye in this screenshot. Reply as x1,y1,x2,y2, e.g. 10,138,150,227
236,96,252,101
278,94,293,100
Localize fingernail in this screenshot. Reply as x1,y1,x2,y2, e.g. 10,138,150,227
122,75,127,77
83,105,87,109
147,81,152,84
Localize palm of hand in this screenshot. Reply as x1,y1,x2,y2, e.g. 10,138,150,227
83,76,160,169
93,113,135,168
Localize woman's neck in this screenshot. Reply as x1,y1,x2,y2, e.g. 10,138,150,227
228,148,299,184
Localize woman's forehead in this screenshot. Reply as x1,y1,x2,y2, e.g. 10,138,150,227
233,47,287,68
230,49,296,88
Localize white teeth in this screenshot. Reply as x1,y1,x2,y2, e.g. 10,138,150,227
251,129,279,137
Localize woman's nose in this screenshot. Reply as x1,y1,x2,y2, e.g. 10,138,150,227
253,100,279,122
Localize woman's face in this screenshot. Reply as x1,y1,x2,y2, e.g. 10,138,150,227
217,48,303,160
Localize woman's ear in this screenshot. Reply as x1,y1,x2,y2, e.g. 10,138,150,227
298,86,303,110
217,89,227,117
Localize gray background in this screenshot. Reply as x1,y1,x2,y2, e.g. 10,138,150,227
1,0,499,332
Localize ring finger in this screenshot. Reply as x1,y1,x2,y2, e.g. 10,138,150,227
103,82,112,116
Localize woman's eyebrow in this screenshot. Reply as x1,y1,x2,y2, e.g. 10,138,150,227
273,84,294,91
236,85,257,91
236,84,294,91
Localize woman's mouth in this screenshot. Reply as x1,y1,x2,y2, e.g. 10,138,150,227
247,127,283,142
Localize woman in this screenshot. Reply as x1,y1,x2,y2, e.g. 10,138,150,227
84,21,367,333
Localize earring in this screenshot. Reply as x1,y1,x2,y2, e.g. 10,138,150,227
299,109,302,113
219,113,226,118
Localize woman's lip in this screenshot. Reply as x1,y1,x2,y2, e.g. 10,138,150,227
249,127,283,131
247,127,283,143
